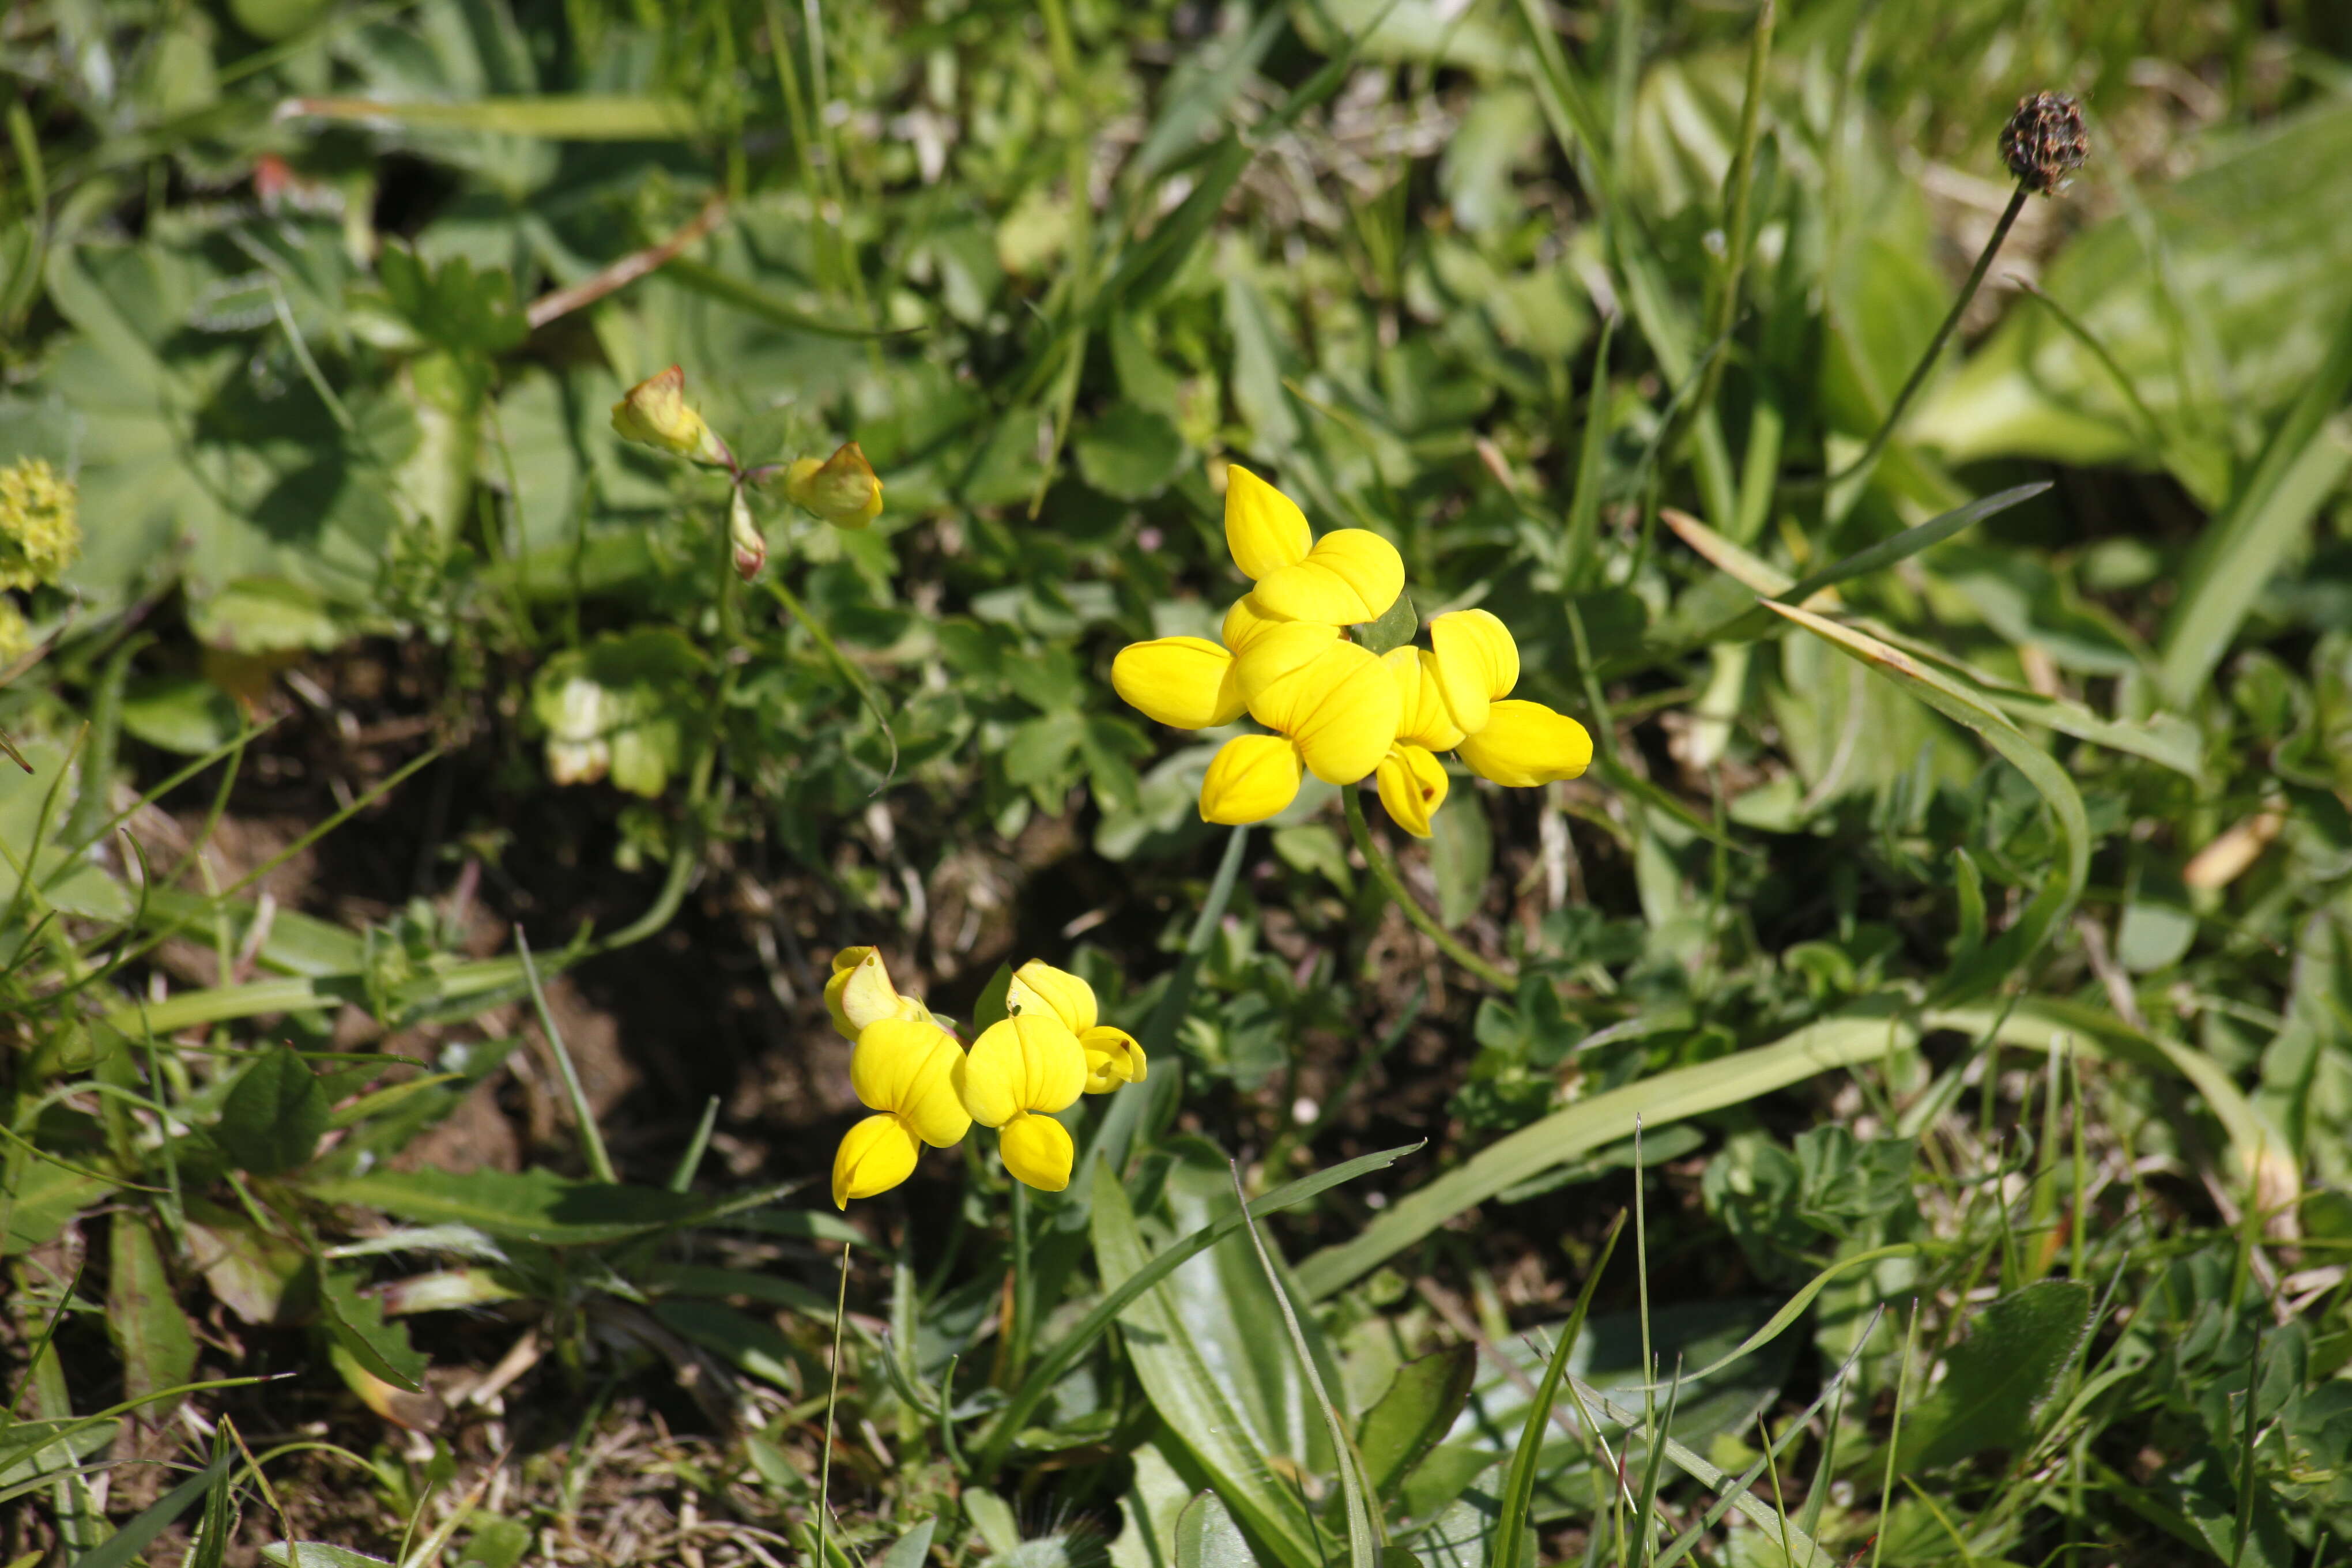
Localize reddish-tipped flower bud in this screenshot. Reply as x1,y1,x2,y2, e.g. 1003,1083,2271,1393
729,487,765,580
2000,91,2087,196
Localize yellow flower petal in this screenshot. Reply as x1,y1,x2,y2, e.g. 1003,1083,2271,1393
1232,620,1340,705
1456,700,1594,787
1220,594,1287,657
1008,960,1098,1034
827,947,911,1039
1429,609,1520,736
1384,647,1467,752
1198,733,1303,824
851,1018,972,1147
997,1111,1076,1193
782,442,884,528
832,1113,919,1207
1080,1026,1147,1092
958,1013,1088,1126
1224,464,1312,580
1250,641,1401,786
610,365,728,463
1375,744,1450,839
1249,530,1405,625
1113,638,1246,730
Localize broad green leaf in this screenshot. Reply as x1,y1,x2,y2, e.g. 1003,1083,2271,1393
214,1045,329,1175
1358,589,1420,657
972,963,1015,1031
1092,1171,1326,1568
1896,1280,2094,1468
1172,1490,1255,1568
118,675,242,756
1298,1007,1913,1299
107,1214,197,1407
874,1519,938,1568
1358,1348,1476,1502
318,1270,427,1393
5,1155,104,1256
183,1198,307,1325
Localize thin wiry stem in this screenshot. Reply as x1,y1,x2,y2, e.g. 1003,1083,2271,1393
1820,182,2031,488
1341,787,1515,993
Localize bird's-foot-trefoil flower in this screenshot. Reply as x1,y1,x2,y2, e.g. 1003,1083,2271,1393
1112,468,1408,826
1371,609,1592,837
956,1013,1088,1192
1111,467,1594,836
781,442,884,529
833,1017,973,1207
611,366,730,466
1005,960,1147,1092
0,458,80,592
825,946,934,1041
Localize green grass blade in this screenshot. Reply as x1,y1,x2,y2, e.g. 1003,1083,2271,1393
1495,1212,1624,1568
1228,1162,1378,1568
1297,1008,1913,1299
2158,298,2352,704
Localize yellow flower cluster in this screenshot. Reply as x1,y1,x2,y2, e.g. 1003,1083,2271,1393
825,948,1147,1207
0,458,80,592
1111,466,1592,835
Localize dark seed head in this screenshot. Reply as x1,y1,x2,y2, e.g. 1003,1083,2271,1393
2000,91,2088,195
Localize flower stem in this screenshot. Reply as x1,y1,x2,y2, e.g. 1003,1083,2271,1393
815,1240,849,1568
1820,180,2031,488
1341,787,1516,993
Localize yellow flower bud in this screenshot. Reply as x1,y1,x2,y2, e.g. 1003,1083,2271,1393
729,486,765,580
824,947,928,1041
610,365,729,464
783,442,884,528
1455,700,1594,788
1111,638,1245,730
1374,744,1450,839
0,458,80,591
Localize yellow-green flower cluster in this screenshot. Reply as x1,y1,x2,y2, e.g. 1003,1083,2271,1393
825,948,1147,1207
1111,466,1593,835
0,458,80,592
